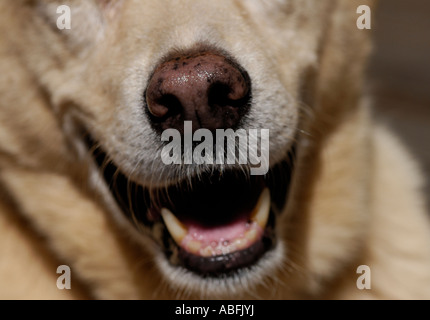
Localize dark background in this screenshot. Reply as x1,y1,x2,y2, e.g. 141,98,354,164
369,0,430,204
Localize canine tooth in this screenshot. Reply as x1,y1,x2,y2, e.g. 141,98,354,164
160,208,188,245
187,240,202,254
232,238,247,251
245,229,258,242
201,246,215,257
250,188,271,229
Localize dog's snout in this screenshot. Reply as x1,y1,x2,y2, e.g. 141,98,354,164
145,52,251,133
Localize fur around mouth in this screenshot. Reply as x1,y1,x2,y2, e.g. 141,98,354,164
85,134,294,277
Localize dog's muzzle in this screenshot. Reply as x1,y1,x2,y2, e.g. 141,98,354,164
83,48,295,278
87,131,294,277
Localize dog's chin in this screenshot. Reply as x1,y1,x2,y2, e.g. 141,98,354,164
83,132,295,298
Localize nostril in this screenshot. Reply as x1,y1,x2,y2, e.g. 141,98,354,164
145,50,251,133
147,100,169,119
208,79,250,110
208,83,232,109
151,94,182,119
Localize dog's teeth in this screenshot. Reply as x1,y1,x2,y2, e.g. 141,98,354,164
161,208,188,245
250,188,271,229
187,240,202,254
232,238,247,251
201,246,215,257
245,228,258,242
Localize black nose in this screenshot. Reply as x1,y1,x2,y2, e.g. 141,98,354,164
145,51,251,133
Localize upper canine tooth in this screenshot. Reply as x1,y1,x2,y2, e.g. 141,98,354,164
160,208,188,245
250,188,271,229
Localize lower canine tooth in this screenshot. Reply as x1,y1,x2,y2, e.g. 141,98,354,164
201,246,215,257
160,208,188,245
250,188,271,229
232,238,247,251
187,240,202,254
245,229,258,242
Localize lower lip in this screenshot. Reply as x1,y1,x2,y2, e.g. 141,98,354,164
177,234,272,277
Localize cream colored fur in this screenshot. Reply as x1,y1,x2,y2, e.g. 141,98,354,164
0,0,429,299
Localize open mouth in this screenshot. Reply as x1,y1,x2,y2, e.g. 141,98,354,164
86,135,294,277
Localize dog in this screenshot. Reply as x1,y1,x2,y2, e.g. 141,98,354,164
0,0,429,300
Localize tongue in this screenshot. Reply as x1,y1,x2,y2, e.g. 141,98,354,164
180,215,263,257
185,216,249,243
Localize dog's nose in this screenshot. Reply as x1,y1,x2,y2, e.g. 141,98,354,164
145,52,251,133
